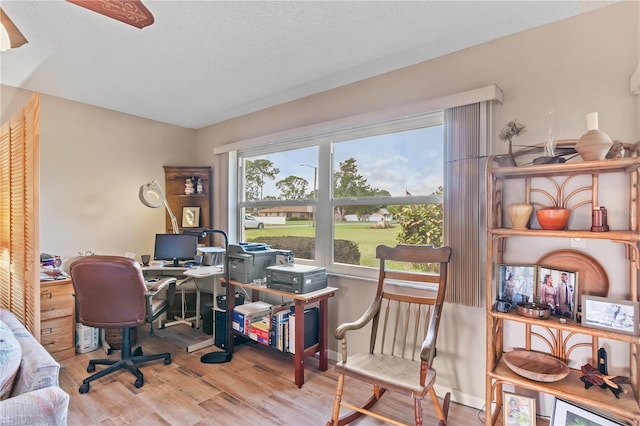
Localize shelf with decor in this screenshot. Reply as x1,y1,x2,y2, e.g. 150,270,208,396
485,155,640,426
164,166,213,245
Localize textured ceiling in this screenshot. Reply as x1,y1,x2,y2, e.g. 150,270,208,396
0,1,615,129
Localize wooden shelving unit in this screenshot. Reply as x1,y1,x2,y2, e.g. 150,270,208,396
485,157,640,426
164,166,213,245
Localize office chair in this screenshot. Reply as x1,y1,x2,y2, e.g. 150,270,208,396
69,255,176,394
328,244,452,426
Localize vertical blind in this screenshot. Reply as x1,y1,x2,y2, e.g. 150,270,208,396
0,93,40,335
444,103,486,307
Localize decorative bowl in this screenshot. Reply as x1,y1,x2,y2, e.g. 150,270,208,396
516,302,551,319
536,207,570,230
503,349,570,382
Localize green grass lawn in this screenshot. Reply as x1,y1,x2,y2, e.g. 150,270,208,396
245,221,399,267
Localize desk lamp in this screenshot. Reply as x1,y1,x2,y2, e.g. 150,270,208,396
183,228,233,364
139,179,179,234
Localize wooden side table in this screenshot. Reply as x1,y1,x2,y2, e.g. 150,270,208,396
227,280,338,388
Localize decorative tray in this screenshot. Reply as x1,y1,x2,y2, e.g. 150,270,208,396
503,349,569,382
516,302,551,319
537,249,609,298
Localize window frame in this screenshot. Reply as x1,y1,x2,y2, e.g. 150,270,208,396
236,111,445,278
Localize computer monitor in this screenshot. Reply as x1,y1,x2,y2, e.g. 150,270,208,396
153,234,198,267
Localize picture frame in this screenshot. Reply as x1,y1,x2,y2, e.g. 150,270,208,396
181,206,200,228
537,266,578,320
582,295,639,336
497,264,536,306
551,398,625,426
503,391,535,426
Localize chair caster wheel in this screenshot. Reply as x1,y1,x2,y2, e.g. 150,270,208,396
133,347,143,357
106,348,113,355
191,323,195,328
87,364,96,373
164,357,172,365
134,377,143,388
79,383,90,394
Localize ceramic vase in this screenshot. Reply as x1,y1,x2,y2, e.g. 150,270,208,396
508,203,533,229
575,112,613,161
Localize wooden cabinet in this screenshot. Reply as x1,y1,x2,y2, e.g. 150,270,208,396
40,278,75,361
485,157,640,425
164,166,213,245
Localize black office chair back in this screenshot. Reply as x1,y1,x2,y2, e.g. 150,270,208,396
70,255,148,329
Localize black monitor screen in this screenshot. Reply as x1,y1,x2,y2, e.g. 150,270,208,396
153,234,198,266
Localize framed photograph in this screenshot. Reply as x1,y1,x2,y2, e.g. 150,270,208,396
582,295,639,336
181,206,200,228
497,264,536,306
537,266,578,320
503,391,535,426
551,398,625,426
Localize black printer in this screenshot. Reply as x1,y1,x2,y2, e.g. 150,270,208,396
266,264,327,294
228,243,276,283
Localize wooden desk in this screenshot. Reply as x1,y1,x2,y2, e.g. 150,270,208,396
226,280,338,388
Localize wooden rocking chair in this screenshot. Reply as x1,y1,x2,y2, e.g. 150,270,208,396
328,244,452,426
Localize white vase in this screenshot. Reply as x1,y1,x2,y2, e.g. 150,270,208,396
508,203,533,230
575,112,613,161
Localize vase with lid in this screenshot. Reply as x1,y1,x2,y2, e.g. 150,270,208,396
575,112,613,161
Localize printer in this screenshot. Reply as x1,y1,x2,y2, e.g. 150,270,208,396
266,264,327,294
228,243,276,283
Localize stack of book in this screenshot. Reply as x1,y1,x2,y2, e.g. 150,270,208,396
270,303,292,351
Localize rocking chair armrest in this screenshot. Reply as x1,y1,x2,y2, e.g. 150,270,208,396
335,297,382,340
420,302,442,364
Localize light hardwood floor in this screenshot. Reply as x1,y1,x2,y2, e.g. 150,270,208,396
59,323,485,425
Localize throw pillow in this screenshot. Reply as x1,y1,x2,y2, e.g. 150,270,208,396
0,319,22,399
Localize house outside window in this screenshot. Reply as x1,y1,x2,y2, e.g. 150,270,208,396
238,111,444,276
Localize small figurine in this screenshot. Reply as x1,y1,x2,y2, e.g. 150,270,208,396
580,358,629,399
498,119,527,167
184,178,194,195
605,140,625,159
196,177,203,194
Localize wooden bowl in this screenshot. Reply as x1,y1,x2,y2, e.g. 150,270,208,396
516,302,551,319
536,207,570,230
503,349,569,382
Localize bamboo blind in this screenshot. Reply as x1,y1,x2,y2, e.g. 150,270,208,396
443,103,485,307
0,93,40,336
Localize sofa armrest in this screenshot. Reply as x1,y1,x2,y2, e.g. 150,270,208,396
0,386,69,426
0,309,60,396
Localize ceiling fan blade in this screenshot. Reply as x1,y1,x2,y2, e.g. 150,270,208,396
66,0,154,29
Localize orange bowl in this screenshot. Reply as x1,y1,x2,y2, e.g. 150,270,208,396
536,207,570,230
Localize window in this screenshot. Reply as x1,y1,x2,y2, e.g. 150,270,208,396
238,111,444,275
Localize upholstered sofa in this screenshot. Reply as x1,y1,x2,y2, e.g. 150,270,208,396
0,308,69,426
